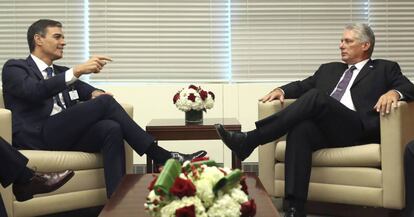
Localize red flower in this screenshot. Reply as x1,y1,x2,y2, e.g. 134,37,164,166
240,199,256,217
148,175,158,191
208,91,215,100
240,176,248,194
199,90,208,101
188,85,198,90
170,177,196,198
175,204,196,217
187,93,196,102
173,92,180,104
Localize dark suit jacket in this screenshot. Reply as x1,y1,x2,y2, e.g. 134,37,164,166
280,59,414,143
1,56,98,149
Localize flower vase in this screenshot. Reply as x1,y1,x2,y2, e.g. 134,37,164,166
185,110,203,124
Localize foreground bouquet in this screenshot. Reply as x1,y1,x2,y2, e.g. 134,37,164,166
145,159,256,217
173,85,215,112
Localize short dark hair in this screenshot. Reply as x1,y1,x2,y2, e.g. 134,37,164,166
27,19,62,53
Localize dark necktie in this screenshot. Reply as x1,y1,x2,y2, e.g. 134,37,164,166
330,65,356,101
45,67,65,110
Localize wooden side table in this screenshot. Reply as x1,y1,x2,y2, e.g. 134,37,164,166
145,118,241,173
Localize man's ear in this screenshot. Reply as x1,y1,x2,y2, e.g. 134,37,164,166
362,41,371,52
34,34,43,47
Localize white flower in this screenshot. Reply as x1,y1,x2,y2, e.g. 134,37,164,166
205,95,214,109
145,161,255,217
206,194,241,217
173,85,215,112
229,188,249,204
160,196,207,217
145,190,163,217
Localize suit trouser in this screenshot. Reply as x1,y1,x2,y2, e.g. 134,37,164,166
255,89,365,202
404,141,414,217
0,195,6,217
0,137,29,217
41,95,155,197
0,137,28,188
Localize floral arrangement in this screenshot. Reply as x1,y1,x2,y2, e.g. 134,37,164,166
173,85,215,112
145,159,256,217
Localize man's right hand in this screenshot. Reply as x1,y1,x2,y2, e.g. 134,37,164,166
73,55,112,78
259,88,285,104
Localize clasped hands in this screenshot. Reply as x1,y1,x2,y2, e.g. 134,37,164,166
259,88,400,116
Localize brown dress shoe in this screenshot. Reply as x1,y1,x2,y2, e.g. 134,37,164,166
13,170,75,202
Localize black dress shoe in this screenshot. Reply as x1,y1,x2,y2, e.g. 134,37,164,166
284,207,306,217
214,124,251,160
13,170,75,202
170,150,207,164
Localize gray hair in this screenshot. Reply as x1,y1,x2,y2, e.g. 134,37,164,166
344,23,375,56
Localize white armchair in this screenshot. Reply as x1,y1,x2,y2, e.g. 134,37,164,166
258,99,414,210
0,89,134,217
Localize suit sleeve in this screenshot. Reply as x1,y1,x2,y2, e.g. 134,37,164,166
279,66,321,98
72,80,97,101
387,62,414,101
2,59,67,102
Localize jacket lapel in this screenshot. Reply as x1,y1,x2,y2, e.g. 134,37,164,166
327,63,348,93
351,59,375,88
26,56,44,80
52,65,72,108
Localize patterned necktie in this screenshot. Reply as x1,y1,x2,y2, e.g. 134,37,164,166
45,67,65,109
330,65,356,101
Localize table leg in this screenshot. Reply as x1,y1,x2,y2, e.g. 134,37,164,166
232,152,242,170
146,156,153,173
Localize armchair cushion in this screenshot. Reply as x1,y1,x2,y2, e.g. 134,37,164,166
275,141,381,167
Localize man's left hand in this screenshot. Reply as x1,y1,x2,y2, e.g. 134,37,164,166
91,90,113,99
373,90,400,116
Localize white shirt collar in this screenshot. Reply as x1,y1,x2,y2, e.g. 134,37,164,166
30,54,52,72
349,59,370,71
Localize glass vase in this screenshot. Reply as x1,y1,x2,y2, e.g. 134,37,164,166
185,110,203,124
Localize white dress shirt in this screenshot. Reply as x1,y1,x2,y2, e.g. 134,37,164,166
330,59,369,111
30,54,78,115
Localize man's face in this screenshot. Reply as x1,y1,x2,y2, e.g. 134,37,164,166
34,26,65,61
339,29,370,64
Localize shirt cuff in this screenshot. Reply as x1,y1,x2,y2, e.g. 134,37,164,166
65,68,78,85
274,87,285,95
394,89,404,100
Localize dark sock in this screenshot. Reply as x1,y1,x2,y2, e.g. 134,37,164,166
15,167,34,184
245,129,261,153
145,142,171,164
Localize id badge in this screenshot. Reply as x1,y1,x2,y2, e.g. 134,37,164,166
69,90,79,101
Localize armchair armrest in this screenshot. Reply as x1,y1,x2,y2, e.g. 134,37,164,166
120,103,134,174
0,108,13,215
0,108,12,143
258,99,295,193
381,101,414,209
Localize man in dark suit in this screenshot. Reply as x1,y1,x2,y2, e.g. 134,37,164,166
0,136,74,216
404,141,414,217
1,19,206,198
215,23,414,217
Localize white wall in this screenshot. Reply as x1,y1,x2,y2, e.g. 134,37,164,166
94,83,283,167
